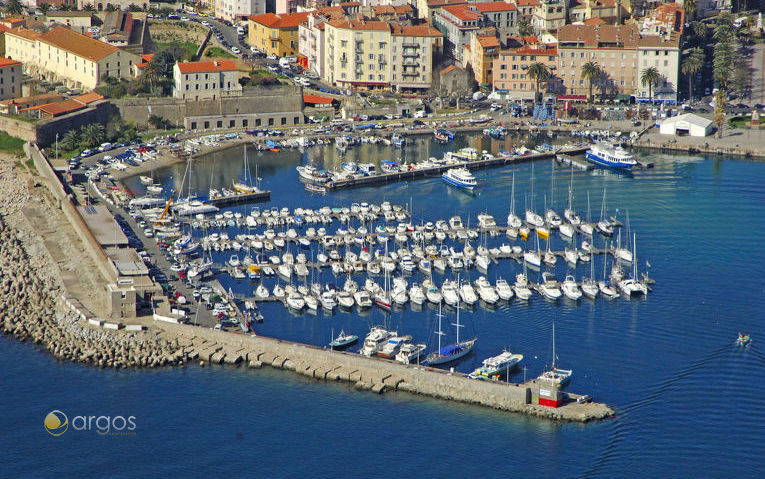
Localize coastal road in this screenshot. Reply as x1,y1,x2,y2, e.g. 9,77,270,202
753,43,765,106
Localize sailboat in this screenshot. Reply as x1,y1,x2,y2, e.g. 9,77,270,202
545,160,562,227
233,145,261,194
580,191,595,236
537,322,572,385
563,163,581,226
598,241,620,299
172,150,218,216
525,162,544,227
422,303,476,366
523,232,542,268
507,172,522,228
618,233,648,297
375,244,392,311
596,188,614,236
581,251,599,299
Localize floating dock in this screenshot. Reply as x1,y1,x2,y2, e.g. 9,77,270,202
324,147,590,191
208,190,271,207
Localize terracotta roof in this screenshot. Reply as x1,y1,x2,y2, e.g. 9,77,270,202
391,25,443,37
0,92,62,107
7,27,41,42
176,60,238,74
23,99,85,117
327,19,389,31
477,35,500,48
427,0,468,7
514,0,539,6
47,11,93,17
303,94,335,105
0,25,9,33
373,5,396,15
140,53,154,62
442,5,483,22
512,45,557,55
638,33,680,48
315,6,345,17
394,5,413,13
249,12,311,29
474,2,517,12
74,92,104,104
338,1,361,6
583,17,607,26
557,24,639,49
39,26,120,62
440,64,465,75
0,56,22,68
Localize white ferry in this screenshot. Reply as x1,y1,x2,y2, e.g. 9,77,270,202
585,142,637,170
442,168,477,190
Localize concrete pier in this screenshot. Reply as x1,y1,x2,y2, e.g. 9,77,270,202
153,321,614,423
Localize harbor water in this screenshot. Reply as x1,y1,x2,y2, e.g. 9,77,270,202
5,133,765,478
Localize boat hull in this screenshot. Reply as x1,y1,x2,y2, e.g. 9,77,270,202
585,151,636,170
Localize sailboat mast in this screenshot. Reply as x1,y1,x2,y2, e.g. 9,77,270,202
510,172,515,215
633,233,638,279
552,322,556,369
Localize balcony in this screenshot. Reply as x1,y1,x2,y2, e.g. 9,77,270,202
354,55,363,63
402,71,419,77
402,42,420,49
402,51,420,58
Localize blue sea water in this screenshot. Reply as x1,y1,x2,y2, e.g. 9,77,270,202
4,135,765,478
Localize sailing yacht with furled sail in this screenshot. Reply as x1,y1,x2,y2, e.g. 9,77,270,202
525,162,544,227
507,172,522,228
233,145,262,194
423,303,476,366
538,322,572,385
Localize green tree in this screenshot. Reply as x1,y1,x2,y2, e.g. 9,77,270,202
150,48,182,78
83,3,95,12
518,17,533,38
4,0,24,15
39,3,51,14
683,0,696,20
60,129,80,151
640,67,660,103
526,62,550,103
148,114,169,129
681,47,704,101
713,14,735,91
105,4,117,12
80,124,105,148
580,61,601,103
714,89,726,138
128,4,143,12
59,4,73,11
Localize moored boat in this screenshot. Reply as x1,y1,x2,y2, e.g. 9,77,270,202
469,350,523,380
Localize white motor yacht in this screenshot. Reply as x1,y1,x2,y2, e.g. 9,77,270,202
561,275,582,300
539,272,562,301
495,278,514,301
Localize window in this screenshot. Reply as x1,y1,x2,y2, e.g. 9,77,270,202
294,116,299,124
369,54,374,60
255,119,261,126
217,120,222,128
369,74,373,80
268,118,274,126
229,120,235,128
191,121,197,129
204,121,210,129
242,119,248,127
281,117,287,125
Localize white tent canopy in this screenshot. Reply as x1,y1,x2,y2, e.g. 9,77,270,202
659,113,714,137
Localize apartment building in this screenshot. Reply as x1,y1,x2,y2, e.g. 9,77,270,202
473,2,518,40
568,0,620,24
0,57,22,101
217,0,266,23
637,34,680,103
249,12,311,57
433,4,482,62
492,43,558,99
324,19,442,91
5,26,140,90
531,0,566,33
556,23,640,98
470,34,500,86
173,60,242,101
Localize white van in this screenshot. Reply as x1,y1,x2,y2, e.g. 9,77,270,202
413,110,427,118
279,57,290,68
98,142,113,152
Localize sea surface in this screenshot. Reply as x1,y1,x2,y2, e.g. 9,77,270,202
4,133,765,478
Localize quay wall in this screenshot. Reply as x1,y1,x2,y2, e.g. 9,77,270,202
27,143,119,285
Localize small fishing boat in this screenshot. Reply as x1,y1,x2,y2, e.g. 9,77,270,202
736,333,751,347
329,330,359,349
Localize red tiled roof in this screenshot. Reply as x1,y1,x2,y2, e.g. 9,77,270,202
583,17,606,26
74,92,104,104
478,35,500,48
440,64,465,75
394,5,413,13
373,5,396,15
442,5,483,22
0,56,22,68
250,12,311,29
327,19,389,31
7,27,41,42
514,0,539,6
513,46,557,55
176,60,238,74
39,26,119,62
391,25,443,37
303,94,335,105
140,53,154,62
22,99,85,117
474,2,517,12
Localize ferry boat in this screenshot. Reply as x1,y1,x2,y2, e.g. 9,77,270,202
442,168,477,190
585,142,637,170
468,350,523,380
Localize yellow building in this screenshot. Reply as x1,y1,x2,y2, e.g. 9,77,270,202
470,33,500,87
5,26,139,90
248,12,310,58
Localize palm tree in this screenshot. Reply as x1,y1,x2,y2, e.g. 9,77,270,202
681,47,704,101
80,124,105,148
61,129,80,151
683,0,696,20
526,62,550,102
39,3,51,15
580,62,601,104
713,89,726,138
4,0,23,15
641,67,660,103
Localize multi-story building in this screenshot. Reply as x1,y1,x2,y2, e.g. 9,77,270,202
514,0,539,19
473,2,518,40
324,19,442,91
433,4,483,62
217,0,266,24
556,23,639,99
531,0,566,33
640,2,684,37
415,0,468,22
275,0,305,14
492,42,558,99
568,0,620,24
173,60,242,101
470,33,500,87
5,25,140,90
298,12,333,77
249,12,311,57
389,24,442,91
0,56,22,101
637,34,680,103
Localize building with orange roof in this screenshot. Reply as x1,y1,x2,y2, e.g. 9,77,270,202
531,0,567,34
640,2,684,37
323,18,442,91
0,56,22,101
568,0,620,24
434,2,519,62
415,0,468,23
5,25,140,90
249,12,312,57
513,0,539,19
173,60,242,101
0,92,64,115
470,34,500,86
298,11,345,79
0,24,10,57
493,41,560,99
